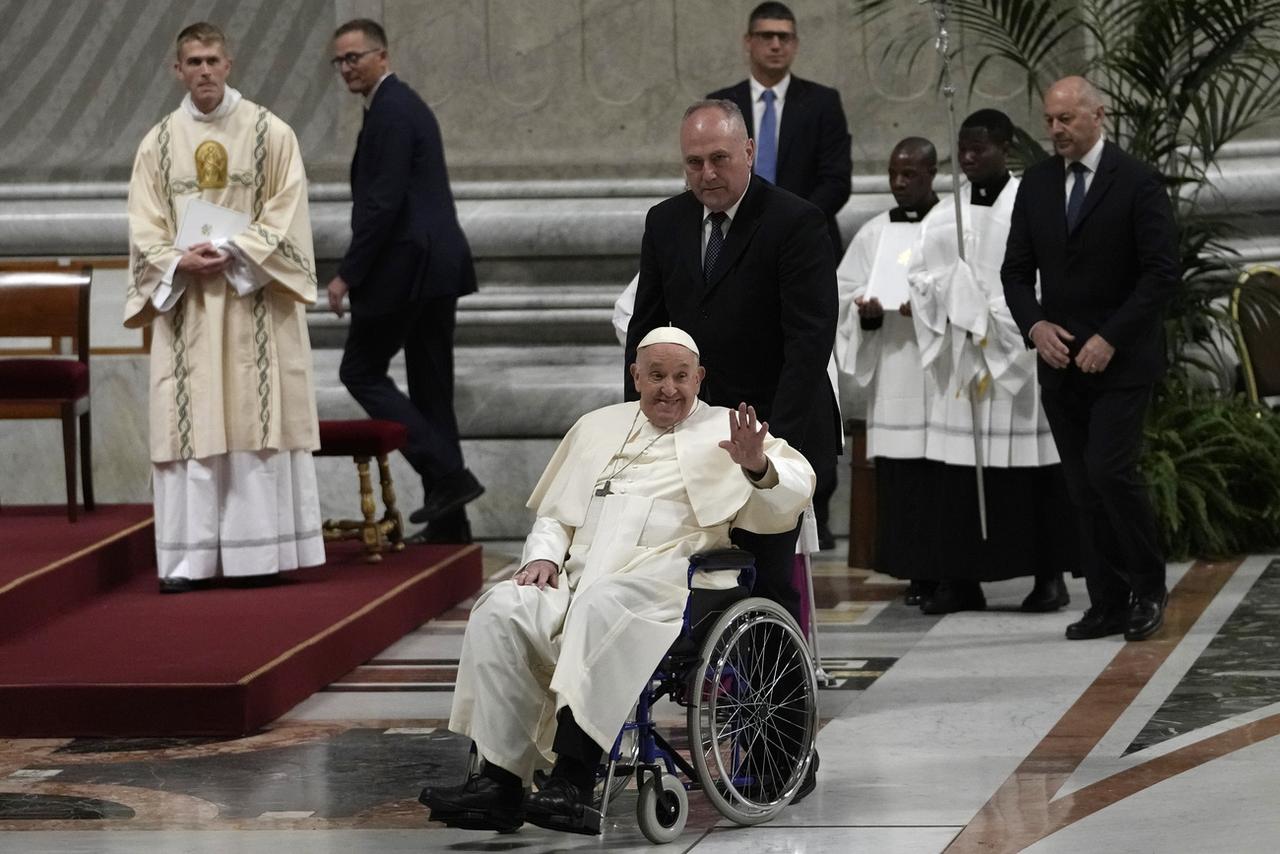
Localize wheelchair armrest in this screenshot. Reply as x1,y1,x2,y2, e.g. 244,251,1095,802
688,548,755,571
686,548,756,603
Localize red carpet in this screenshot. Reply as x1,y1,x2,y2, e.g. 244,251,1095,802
0,506,481,737
0,504,155,641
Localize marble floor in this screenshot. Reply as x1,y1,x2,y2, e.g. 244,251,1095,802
2,543,1278,853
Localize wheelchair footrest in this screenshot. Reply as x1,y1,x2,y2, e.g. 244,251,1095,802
525,801,602,836
430,808,523,835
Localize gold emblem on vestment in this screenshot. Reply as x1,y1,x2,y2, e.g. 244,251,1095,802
194,140,228,189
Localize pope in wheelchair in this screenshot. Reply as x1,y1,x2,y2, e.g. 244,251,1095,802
420,326,816,836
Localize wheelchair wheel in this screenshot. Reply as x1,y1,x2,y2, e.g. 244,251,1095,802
686,596,818,825
635,771,688,844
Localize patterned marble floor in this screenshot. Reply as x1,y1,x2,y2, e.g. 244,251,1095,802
2,543,1278,853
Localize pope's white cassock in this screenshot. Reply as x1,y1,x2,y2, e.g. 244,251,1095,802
450,400,815,779
907,176,1058,468
125,86,324,580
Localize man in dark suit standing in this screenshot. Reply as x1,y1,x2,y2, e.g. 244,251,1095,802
708,3,851,549
707,2,852,253
327,19,482,543
625,99,838,624
1002,76,1179,642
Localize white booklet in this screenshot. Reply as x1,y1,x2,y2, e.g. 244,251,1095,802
175,198,250,249
865,222,917,309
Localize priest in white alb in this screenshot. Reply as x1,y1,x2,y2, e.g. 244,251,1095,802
125,22,324,593
420,326,815,835
836,137,945,606
906,109,1074,615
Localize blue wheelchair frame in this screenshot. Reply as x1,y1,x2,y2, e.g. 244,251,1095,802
598,549,757,816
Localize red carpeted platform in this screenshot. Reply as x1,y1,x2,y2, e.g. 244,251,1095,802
0,505,481,737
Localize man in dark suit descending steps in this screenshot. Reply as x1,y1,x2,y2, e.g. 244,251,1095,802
327,19,483,544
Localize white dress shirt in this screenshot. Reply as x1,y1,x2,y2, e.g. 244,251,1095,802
1065,135,1106,209
701,187,749,264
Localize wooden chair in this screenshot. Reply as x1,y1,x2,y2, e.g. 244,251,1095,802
315,419,409,561
0,265,95,521
1232,265,1280,409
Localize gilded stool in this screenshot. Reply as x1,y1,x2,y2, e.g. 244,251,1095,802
316,419,409,561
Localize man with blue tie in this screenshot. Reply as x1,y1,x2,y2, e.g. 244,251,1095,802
326,19,483,544
707,1,852,549
1002,76,1179,641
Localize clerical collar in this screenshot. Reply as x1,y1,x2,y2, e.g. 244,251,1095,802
970,171,1011,206
182,86,242,123
889,195,940,222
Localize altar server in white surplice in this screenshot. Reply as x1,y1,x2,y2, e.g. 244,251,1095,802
906,109,1075,616
835,137,945,606
421,326,814,835
125,22,323,592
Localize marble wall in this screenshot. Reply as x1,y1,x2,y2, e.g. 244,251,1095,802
3,1,1279,538
16,0,1272,183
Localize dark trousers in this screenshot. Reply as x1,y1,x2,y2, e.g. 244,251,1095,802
732,523,803,622
339,295,465,490
1040,377,1165,611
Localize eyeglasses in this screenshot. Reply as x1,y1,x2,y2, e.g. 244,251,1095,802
749,30,796,44
330,48,380,68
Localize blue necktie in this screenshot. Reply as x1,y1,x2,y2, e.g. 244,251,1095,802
1066,161,1088,231
755,89,778,183
704,211,727,282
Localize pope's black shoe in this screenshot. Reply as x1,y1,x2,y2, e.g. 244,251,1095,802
410,469,485,524
418,773,524,833
524,776,601,836
920,581,986,615
1020,575,1070,613
1064,607,1127,640
1124,591,1168,641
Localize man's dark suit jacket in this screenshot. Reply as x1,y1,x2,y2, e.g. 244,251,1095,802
707,77,852,252
625,176,839,459
1001,141,1179,388
339,74,476,315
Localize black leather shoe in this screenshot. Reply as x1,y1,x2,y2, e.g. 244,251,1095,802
790,750,819,804
524,776,601,835
404,519,473,545
920,581,986,614
1064,607,1127,640
419,773,524,833
903,580,937,607
1125,591,1168,641
158,577,215,594
1020,575,1070,612
410,469,485,524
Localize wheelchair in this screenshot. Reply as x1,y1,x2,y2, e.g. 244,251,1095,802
592,547,820,844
